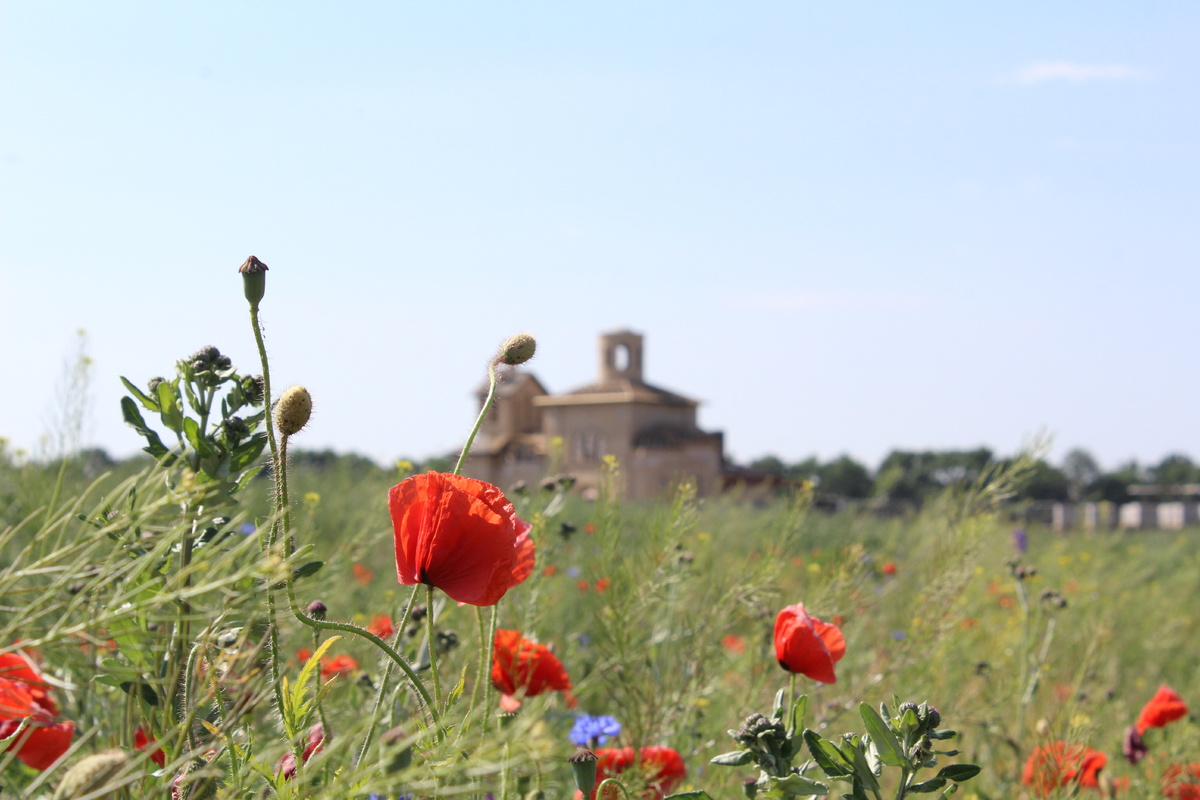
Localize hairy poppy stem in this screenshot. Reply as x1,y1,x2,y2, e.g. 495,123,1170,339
468,607,488,722
355,584,422,767
426,585,443,711
452,360,498,476
596,778,634,800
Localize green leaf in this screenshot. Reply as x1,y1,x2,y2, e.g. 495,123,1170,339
157,380,185,434
446,665,468,709
763,773,829,798
183,417,214,458
292,561,324,580
787,694,808,737
804,730,853,778
936,764,981,782
772,688,786,720
120,377,160,412
665,793,715,800
230,433,268,472
119,680,159,706
860,703,907,768
710,750,754,767
907,778,947,793
121,397,168,456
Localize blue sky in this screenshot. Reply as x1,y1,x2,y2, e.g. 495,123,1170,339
2,2,1197,471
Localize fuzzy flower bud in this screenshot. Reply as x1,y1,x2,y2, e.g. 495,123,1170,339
568,747,599,797
238,255,268,308
52,749,129,800
307,600,327,620
497,333,537,366
275,386,312,437
742,778,759,799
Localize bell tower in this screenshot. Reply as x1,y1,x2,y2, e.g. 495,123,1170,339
599,330,644,384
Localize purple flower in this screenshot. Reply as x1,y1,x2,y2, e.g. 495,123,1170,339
1012,528,1028,554
567,566,581,578
1122,724,1148,765
241,522,256,535
891,630,907,641
570,714,622,747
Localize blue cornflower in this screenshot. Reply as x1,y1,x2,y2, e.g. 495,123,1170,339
570,714,622,747
240,522,256,535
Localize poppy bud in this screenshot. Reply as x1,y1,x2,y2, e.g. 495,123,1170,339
307,600,327,620
498,333,537,366
53,749,129,800
742,778,759,799
238,255,268,309
275,386,312,437
568,747,599,796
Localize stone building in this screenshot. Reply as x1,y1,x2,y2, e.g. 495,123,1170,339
465,330,725,500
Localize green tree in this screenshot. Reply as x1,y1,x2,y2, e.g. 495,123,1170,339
817,455,873,499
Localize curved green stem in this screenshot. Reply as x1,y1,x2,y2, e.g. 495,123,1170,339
355,584,422,766
247,305,280,549
453,360,498,476
596,778,634,800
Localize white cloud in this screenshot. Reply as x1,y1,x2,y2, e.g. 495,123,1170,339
1018,61,1149,84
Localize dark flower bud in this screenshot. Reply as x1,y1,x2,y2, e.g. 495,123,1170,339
148,376,166,395
510,480,528,494
198,346,220,362
568,747,599,796
225,416,249,443
215,355,233,370
898,701,920,717
435,630,459,655
242,375,265,405
410,604,428,623
558,474,577,490
406,626,419,638
742,778,759,799
1122,725,1147,765
924,706,941,729
239,255,268,308
559,522,577,540
307,600,327,620
541,478,558,492
498,333,537,366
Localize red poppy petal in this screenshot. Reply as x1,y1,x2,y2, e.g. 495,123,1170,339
10,721,74,771
813,617,847,664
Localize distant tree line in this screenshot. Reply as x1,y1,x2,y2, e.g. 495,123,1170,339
746,448,1200,505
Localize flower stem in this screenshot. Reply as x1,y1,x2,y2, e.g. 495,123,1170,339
453,360,498,476
355,584,421,766
426,585,443,711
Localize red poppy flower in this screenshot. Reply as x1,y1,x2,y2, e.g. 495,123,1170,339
1163,763,1200,800
276,723,325,779
1136,685,1188,734
595,578,610,594
366,614,395,639
320,654,359,678
773,604,846,684
1021,741,1106,796
881,561,897,576
584,746,686,800
390,472,534,606
352,563,375,585
0,651,74,770
491,629,575,706
134,725,165,767
721,635,745,655
296,648,313,663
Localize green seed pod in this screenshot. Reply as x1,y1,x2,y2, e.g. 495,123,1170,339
275,386,312,437
498,333,537,366
238,255,268,308
568,747,599,797
53,750,129,800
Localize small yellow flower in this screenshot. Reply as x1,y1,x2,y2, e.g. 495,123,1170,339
304,492,321,509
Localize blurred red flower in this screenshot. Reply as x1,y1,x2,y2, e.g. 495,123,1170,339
277,723,325,779
296,648,313,663
881,561,896,576
584,745,686,800
1163,762,1200,800
320,654,359,678
722,635,745,655
595,578,610,594
134,725,165,767
389,472,533,606
491,629,575,706
0,651,75,770
1021,741,1106,796
1136,685,1188,734
352,563,375,585
578,579,590,592
543,565,558,577
584,523,596,534
773,604,846,684
366,614,395,639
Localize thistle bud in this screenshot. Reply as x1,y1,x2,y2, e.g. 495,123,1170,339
742,778,759,799
307,600,327,620
568,747,599,796
52,749,129,800
147,376,166,395
275,386,312,437
242,375,265,405
498,333,537,366
239,255,268,309
381,726,412,774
